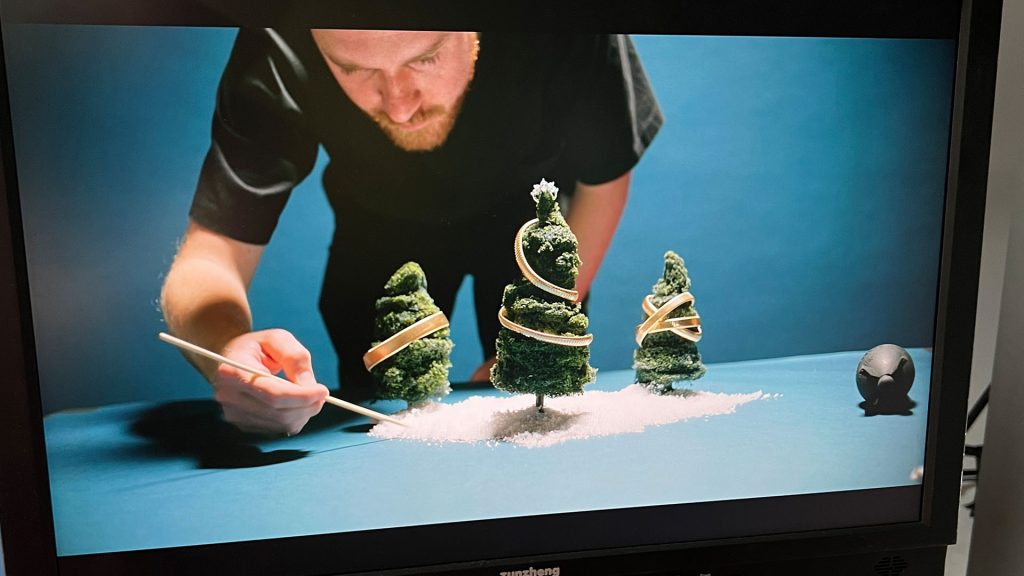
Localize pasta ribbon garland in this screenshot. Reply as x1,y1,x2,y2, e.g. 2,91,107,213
499,219,593,347
635,292,702,346
363,311,450,371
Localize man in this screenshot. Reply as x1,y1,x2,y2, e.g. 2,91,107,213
161,28,662,435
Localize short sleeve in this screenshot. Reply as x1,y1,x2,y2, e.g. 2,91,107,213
564,34,663,186
189,28,319,245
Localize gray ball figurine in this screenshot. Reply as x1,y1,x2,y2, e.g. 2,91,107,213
857,344,915,413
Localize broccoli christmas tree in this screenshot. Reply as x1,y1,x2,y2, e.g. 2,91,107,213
363,262,453,408
490,179,596,412
633,251,706,393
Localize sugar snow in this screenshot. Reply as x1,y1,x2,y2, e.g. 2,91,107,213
369,384,764,448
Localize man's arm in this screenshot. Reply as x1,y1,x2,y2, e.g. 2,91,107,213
161,220,327,435
161,220,262,376
566,171,631,303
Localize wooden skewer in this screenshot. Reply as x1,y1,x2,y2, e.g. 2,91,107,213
158,332,407,427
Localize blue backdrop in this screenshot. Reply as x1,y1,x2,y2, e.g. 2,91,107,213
2,26,955,412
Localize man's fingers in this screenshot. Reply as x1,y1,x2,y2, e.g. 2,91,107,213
470,356,497,382
216,364,327,411
257,329,316,384
218,384,322,436
218,329,328,409
246,373,328,409
212,329,329,435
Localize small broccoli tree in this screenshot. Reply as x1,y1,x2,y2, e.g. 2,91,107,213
367,262,453,408
633,251,706,393
490,180,596,412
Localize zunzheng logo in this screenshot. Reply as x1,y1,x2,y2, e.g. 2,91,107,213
499,567,560,576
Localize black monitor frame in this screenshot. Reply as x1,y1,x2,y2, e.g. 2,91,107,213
0,0,1001,574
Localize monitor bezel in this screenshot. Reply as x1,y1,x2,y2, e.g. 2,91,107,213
0,0,1000,574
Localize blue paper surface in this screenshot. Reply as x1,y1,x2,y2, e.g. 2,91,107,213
45,350,930,556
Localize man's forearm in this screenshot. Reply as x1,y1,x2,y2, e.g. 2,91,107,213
566,171,631,302
161,258,254,381
160,221,264,381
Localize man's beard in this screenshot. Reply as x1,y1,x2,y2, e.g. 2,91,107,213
369,90,468,152
370,35,478,152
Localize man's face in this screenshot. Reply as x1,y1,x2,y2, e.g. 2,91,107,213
311,29,479,152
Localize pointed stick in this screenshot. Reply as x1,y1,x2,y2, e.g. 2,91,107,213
158,332,406,427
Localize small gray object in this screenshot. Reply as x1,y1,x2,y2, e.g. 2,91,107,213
857,344,916,410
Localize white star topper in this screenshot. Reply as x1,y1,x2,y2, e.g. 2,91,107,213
530,179,559,203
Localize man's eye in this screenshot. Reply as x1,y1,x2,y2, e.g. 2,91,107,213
339,65,371,76
416,55,439,66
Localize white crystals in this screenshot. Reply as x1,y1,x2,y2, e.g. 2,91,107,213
530,179,559,203
369,384,766,448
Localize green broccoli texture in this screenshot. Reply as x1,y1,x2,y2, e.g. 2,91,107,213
633,251,706,393
490,182,596,401
369,262,453,406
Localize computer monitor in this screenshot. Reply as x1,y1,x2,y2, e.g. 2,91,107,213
0,0,1000,574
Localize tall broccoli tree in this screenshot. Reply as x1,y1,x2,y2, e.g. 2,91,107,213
491,180,595,412
633,251,706,393
365,262,453,408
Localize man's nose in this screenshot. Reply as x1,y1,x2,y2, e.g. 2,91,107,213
379,70,421,124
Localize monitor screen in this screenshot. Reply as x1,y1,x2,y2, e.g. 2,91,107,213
0,1,995,574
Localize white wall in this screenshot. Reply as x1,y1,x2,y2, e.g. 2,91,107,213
967,0,1024,573
967,0,1022,445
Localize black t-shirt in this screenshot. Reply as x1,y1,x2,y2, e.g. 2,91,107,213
190,29,662,394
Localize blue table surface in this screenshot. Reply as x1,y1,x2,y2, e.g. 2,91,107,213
44,349,931,556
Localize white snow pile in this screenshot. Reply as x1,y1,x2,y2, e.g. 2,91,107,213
369,384,765,448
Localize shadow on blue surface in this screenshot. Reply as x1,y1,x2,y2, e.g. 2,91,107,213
46,354,932,556
127,380,502,467
859,397,918,416
129,401,314,469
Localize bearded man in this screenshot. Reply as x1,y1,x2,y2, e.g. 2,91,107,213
161,29,662,435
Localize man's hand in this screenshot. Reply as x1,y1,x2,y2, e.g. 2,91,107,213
161,221,327,435
470,356,497,383
213,329,329,436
